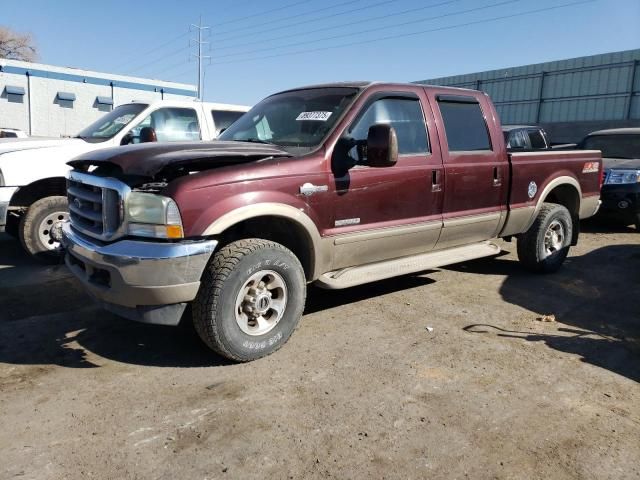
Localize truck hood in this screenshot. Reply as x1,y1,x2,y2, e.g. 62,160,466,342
68,141,292,178
0,137,86,155
603,157,640,170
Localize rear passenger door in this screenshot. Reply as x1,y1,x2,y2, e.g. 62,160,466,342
430,93,508,249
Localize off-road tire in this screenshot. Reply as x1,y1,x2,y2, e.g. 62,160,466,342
193,238,307,362
19,196,68,263
517,203,573,274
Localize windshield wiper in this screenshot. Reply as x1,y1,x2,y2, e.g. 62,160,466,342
239,138,274,145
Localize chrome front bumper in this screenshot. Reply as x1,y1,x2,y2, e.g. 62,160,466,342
0,187,18,232
62,222,217,325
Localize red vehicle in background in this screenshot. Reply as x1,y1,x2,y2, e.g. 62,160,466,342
61,82,602,361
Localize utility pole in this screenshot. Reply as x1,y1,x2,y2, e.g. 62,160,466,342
190,17,210,101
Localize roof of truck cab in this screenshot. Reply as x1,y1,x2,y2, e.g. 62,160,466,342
586,127,640,136
502,125,542,131
274,81,481,95
126,100,250,111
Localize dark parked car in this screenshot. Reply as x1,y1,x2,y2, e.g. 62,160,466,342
578,128,640,230
503,125,551,151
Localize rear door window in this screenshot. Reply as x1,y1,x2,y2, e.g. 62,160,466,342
528,130,547,149
437,98,492,151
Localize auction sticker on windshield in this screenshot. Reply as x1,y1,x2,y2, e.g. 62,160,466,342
296,111,332,121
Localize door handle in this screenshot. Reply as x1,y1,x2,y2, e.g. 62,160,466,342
299,182,329,196
493,167,502,187
431,169,442,192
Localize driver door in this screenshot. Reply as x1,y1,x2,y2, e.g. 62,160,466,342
327,92,444,270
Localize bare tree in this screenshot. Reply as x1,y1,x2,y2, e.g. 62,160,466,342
0,26,37,62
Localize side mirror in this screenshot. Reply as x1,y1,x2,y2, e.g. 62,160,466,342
139,127,157,143
120,132,134,146
367,124,398,167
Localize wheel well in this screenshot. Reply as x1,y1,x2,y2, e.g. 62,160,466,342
9,177,67,208
543,184,580,245
216,216,315,280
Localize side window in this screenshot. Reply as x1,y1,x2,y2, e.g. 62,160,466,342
211,110,244,134
505,130,527,149
528,130,547,149
346,97,429,165
131,108,200,142
437,99,492,151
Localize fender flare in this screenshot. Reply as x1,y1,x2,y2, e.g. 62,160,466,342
202,202,328,279
523,175,582,232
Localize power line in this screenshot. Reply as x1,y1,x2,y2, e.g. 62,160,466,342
127,44,191,74
210,0,315,28
210,0,595,66
212,0,361,38
115,31,190,70
213,0,401,43
212,0,523,60
215,0,462,52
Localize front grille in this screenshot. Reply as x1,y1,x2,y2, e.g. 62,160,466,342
67,171,129,241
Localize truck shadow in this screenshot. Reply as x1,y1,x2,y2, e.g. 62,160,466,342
449,243,640,383
0,236,435,369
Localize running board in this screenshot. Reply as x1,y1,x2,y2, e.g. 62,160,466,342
316,241,501,289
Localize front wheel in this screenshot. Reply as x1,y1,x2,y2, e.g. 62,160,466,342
19,196,68,263
517,203,573,273
193,238,307,362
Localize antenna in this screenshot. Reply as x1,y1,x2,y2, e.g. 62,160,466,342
190,16,210,101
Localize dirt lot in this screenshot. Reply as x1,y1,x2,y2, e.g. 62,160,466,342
0,223,638,480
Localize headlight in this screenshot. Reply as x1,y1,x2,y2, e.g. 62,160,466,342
125,192,184,239
604,169,640,185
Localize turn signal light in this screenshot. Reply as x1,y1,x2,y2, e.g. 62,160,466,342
166,225,184,239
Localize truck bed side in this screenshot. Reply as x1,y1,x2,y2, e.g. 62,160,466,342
501,149,602,237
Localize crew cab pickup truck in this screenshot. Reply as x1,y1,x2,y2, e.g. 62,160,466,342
61,82,602,362
0,100,248,260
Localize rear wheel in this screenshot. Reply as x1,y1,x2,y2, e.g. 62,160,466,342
517,203,573,273
19,196,68,263
193,238,307,362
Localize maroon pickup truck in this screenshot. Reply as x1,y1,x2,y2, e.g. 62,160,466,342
61,82,602,362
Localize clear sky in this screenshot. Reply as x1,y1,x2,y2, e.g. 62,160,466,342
2,0,639,105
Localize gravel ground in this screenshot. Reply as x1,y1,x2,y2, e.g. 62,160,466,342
0,223,638,480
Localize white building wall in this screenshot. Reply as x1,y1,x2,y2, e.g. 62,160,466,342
0,59,197,137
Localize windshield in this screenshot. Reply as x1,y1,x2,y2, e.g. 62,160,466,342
218,87,359,152
581,134,640,159
76,103,148,143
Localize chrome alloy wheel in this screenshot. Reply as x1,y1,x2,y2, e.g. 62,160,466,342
543,219,565,258
38,211,68,250
234,270,288,336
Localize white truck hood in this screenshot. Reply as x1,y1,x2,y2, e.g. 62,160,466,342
0,137,87,155
0,139,112,187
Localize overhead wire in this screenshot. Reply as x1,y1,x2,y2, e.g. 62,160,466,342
209,0,595,66
209,0,315,28
115,31,190,71
215,0,463,52
211,0,524,60
212,0,361,38
213,0,402,43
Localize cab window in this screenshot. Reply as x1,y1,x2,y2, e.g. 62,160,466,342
438,98,492,151
130,108,200,142
346,97,429,165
